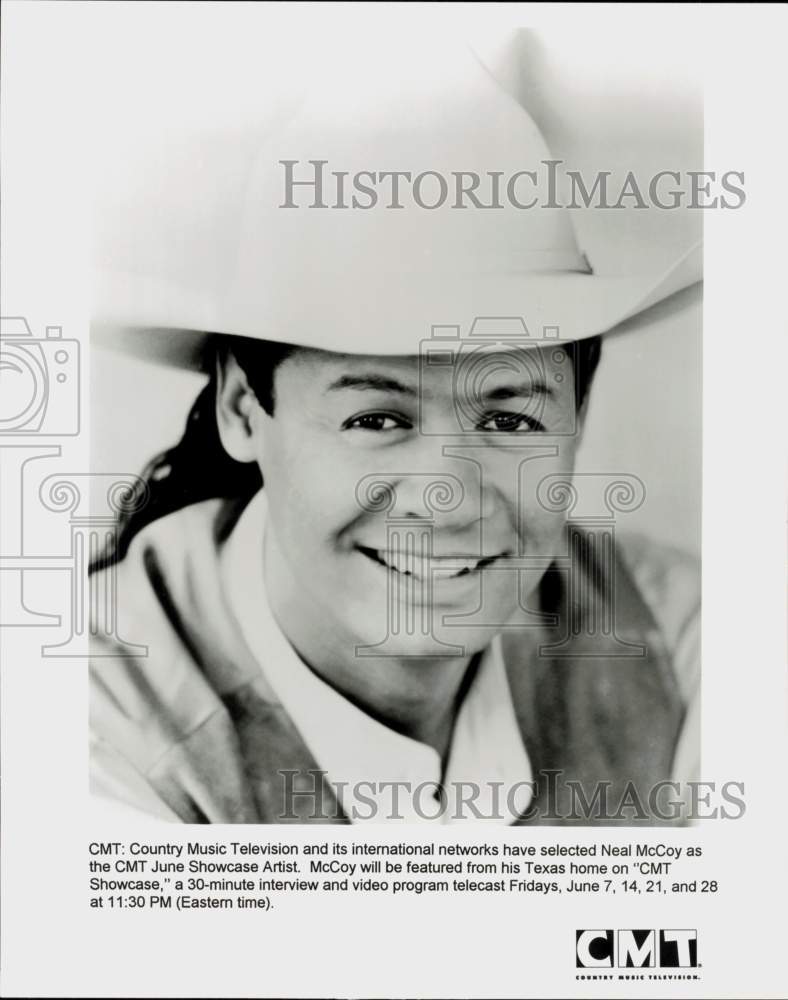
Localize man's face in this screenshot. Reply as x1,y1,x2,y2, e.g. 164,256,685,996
241,344,584,659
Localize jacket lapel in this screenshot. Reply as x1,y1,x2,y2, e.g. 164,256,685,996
95,501,683,825
504,526,684,825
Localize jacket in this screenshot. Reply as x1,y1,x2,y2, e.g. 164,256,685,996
89,497,700,825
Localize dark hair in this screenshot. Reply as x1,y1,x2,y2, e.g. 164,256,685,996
95,335,293,567
100,333,602,565
566,336,602,412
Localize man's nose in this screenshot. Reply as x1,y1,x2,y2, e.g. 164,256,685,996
359,441,488,529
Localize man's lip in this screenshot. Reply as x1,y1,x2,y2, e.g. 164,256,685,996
355,545,506,579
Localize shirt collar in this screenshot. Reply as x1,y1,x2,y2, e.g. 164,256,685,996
221,489,532,823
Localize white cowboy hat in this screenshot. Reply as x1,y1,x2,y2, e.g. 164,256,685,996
91,35,701,368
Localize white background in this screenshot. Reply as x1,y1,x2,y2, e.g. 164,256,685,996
2,3,787,998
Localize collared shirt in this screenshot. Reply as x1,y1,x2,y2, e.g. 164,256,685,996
221,490,534,824
90,493,700,824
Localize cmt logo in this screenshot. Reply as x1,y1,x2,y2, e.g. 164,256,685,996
576,929,698,968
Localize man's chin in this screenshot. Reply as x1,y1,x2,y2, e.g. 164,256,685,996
347,615,499,663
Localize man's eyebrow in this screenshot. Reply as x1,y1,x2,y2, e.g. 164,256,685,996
325,374,417,396
483,381,555,400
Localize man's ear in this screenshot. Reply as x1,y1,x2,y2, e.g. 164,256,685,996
215,351,260,463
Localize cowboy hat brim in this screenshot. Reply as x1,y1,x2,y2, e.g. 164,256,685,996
91,240,701,370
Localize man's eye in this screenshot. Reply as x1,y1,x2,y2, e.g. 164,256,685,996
343,412,412,432
478,411,544,433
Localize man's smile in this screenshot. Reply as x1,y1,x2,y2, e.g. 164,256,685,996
355,545,505,581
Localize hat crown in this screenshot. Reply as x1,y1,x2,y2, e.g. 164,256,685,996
222,40,585,334
92,33,701,361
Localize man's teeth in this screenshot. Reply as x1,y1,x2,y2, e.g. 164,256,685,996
367,549,494,580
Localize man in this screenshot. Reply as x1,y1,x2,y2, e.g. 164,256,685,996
89,37,701,825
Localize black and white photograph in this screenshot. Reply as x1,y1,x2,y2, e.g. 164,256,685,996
1,4,786,998
89,21,703,827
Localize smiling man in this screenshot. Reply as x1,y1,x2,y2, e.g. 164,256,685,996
218,340,585,822
90,327,699,825
228,342,579,656
89,37,701,825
